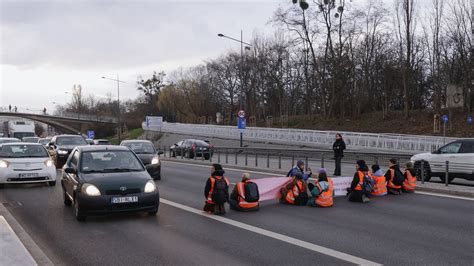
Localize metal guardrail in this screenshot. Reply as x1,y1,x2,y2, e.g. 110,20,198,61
55,112,117,123
156,123,461,153
156,145,473,186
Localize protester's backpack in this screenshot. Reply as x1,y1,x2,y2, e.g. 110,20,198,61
362,174,375,194
393,169,405,186
294,183,309,205
212,177,229,204
244,182,259,202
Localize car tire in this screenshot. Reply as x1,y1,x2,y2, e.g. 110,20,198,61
63,191,72,206
439,176,455,183
48,181,56,186
204,154,210,160
74,198,86,222
414,161,432,182
171,150,176,157
148,209,158,216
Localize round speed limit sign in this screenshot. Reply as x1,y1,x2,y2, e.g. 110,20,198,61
238,110,245,118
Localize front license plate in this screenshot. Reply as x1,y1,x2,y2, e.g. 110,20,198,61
111,196,138,204
19,173,39,178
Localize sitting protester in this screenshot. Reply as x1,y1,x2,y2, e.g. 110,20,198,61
203,164,230,215
287,160,312,181
229,173,260,212
402,162,417,193
279,173,309,205
385,159,405,195
307,169,334,207
347,160,372,203
370,164,387,197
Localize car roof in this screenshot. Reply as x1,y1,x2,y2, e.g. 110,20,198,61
121,140,152,143
0,142,42,146
56,134,84,138
0,137,20,140
453,139,474,143
94,139,109,141
77,145,130,152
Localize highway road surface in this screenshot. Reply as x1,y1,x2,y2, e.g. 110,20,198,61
0,161,473,265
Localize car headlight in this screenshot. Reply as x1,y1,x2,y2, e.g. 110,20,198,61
81,183,101,196
44,159,54,167
57,149,68,155
151,156,160,165
0,160,9,168
144,180,156,193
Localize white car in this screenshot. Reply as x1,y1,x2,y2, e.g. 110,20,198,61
0,142,56,188
410,139,474,183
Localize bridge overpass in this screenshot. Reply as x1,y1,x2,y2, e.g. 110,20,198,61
0,111,117,134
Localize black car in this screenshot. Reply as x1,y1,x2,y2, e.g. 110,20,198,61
120,140,162,180
48,135,89,168
61,145,159,221
170,139,213,160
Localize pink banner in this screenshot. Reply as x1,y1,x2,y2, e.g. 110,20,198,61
252,177,292,201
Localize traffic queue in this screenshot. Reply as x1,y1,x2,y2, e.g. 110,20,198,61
203,158,417,215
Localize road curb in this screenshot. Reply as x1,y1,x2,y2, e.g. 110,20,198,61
161,158,474,199
0,201,53,265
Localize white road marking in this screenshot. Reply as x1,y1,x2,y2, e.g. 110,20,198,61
163,160,473,201
160,198,380,266
415,191,474,201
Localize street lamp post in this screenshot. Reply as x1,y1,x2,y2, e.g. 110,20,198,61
102,75,125,143
218,30,252,147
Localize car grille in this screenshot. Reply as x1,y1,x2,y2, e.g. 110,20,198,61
105,188,141,195
8,177,48,182
107,202,140,210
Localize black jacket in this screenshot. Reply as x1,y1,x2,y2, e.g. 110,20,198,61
333,139,346,157
385,166,405,185
350,170,365,191
204,170,225,198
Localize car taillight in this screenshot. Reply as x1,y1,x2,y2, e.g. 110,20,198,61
191,144,196,150
209,144,214,150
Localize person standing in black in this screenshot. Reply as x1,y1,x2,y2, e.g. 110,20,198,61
332,133,346,176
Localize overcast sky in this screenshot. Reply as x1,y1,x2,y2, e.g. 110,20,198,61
0,0,286,112
0,0,433,113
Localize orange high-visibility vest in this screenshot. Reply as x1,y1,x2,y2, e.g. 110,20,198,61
370,172,387,196
315,178,334,207
207,176,230,204
355,171,365,191
403,170,417,191
387,169,402,189
285,180,305,204
236,180,259,209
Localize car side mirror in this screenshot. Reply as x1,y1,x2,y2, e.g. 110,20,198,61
64,167,77,175
157,151,164,155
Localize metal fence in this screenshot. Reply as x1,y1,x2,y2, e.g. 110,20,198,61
156,123,460,153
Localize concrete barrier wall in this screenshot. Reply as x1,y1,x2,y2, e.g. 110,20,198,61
145,122,460,153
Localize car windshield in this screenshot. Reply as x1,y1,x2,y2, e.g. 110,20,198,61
123,142,155,154
0,138,20,144
23,137,39,143
0,144,49,158
190,140,209,146
39,139,51,145
96,140,110,145
81,150,144,173
56,137,88,145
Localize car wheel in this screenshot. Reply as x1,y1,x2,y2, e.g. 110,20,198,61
414,161,432,182
171,150,176,157
188,151,194,159
74,198,86,222
204,154,210,160
148,208,158,216
439,176,455,183
63,191,72,207
48,181,56,186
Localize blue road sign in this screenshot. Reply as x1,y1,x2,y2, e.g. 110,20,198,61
468,116,473,125
87,130,95,139
238,117,246,130
441,115,448,124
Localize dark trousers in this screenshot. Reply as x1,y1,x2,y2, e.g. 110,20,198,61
229,198,259,212
203,202,226,215
334,156,342,176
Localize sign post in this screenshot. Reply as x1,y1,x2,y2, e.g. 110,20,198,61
441,115,448,144
237,110,245,147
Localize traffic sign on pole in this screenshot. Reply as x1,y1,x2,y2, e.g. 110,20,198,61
441,115,448,124
468,116,473,125
238,110,245,118
87,130,95,139
238,117,246,130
